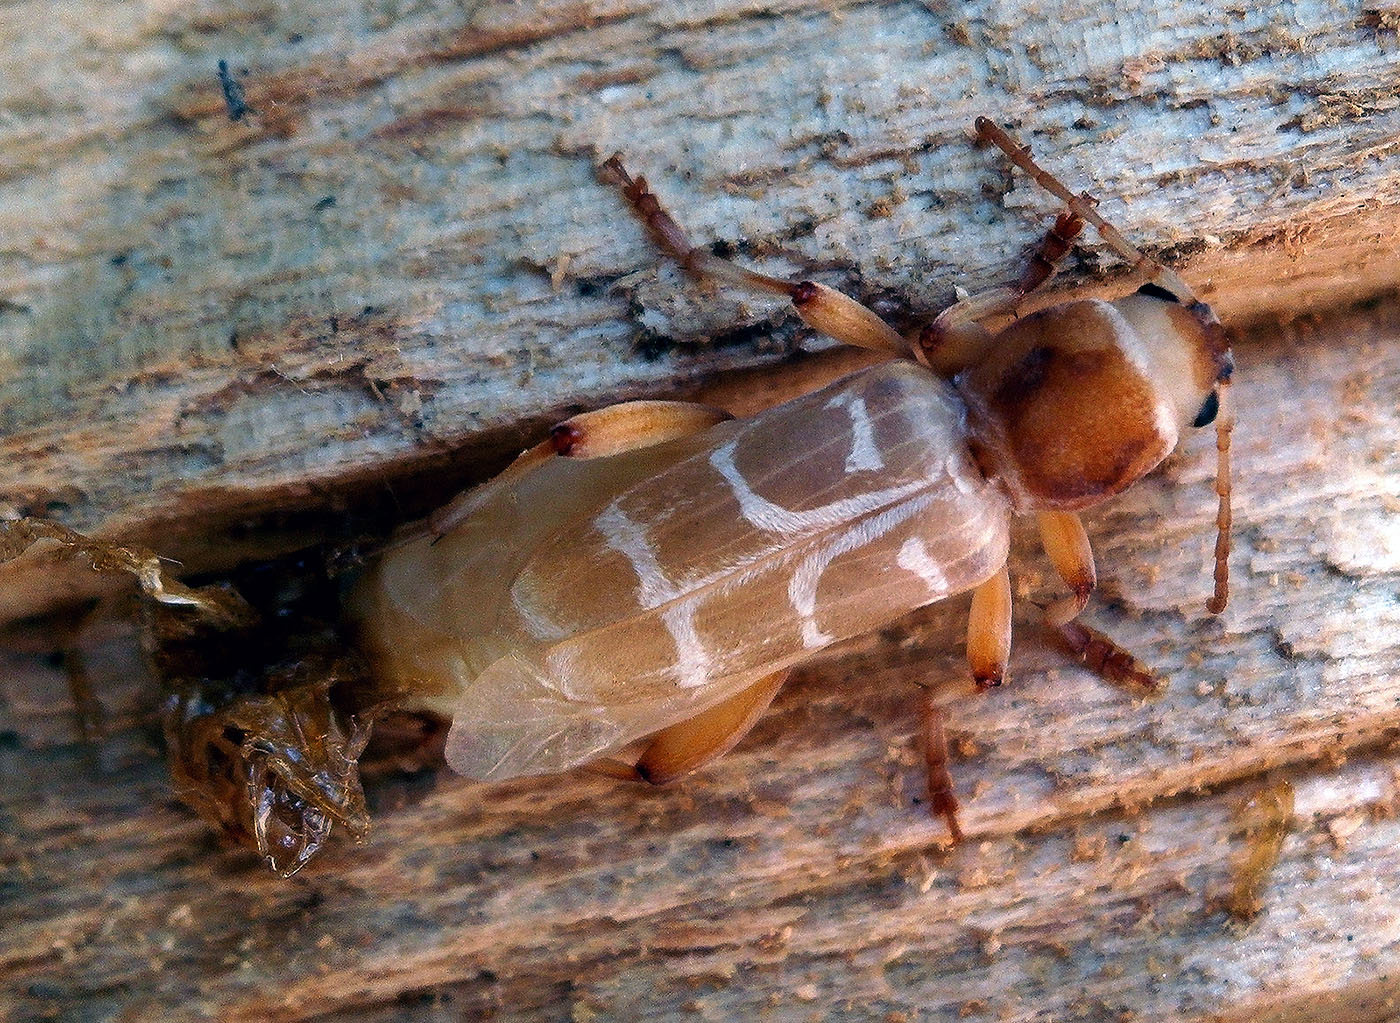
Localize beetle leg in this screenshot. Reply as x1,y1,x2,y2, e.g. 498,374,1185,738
601,155,909,356
1058,620,1162,696
916,291,1005,375
974,117,1199,304
1012,210,1087,298
63,642,106,745
632,669,790,785
1037,511,1096,629
918,211,1085,374
1037,511,1161,693
967,565,1012,688
920,691,964,842
545,399,732,459
1207,377,1234,615
429,400,733,538
583,756,648,782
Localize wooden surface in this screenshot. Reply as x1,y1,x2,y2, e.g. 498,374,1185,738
4,302,1400,1021
4,0,1400,1020
1,0,1398,572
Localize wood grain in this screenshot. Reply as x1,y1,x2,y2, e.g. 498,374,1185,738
1,0,1398,574
5,300,1400,1021
4,1,1400,1020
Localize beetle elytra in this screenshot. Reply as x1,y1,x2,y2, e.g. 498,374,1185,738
346,118,1235,839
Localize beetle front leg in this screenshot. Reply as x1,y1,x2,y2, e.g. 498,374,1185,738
601,155,909,357
918,211,1084,374
1037,511,1096,628
632,669,791,784
975,116,1201,304
1037,511,1160,693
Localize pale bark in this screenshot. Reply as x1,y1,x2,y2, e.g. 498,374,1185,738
4,300,1399,1023
3,1,1400,1020
1,0,1397,569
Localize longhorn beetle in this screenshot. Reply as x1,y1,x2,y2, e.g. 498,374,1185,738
345,118,1234,839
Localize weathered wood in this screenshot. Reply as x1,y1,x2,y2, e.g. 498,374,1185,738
4,1,1400,1020
4,301,1400,1021
1,0,1398,576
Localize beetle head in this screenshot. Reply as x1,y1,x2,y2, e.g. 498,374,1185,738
1113,279,1237,615
1112,280,1233,432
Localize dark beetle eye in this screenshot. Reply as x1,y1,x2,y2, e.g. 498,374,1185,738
1136,281,1181,303
1192,390,1219,428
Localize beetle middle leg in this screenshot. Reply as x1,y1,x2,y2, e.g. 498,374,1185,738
1037,511,1160,693
967,565,1012,688
601,155,911,357
920,691,964,842
938,589,1156,838
933,566,1013,839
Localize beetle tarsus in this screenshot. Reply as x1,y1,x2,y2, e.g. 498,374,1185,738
1057,620,1163,695
1015,210,1085,297
1207,379,1234,615
921,696,965,842
931,793,964,843
601,155,700,268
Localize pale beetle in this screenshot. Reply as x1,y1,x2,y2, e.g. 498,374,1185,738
345,117,1235,840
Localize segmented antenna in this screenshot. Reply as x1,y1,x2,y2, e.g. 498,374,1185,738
1207,378,1233,614
976,117,1235,613
973,117,1198,303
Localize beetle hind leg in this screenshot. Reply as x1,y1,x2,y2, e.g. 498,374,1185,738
430,400,733,538
601,155,909,357
632,669,790,785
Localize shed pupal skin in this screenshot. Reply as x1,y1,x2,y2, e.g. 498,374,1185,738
346,118,1234,841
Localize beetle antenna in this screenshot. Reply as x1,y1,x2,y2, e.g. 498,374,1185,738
1207,378,1233,614
973,117,1199,303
